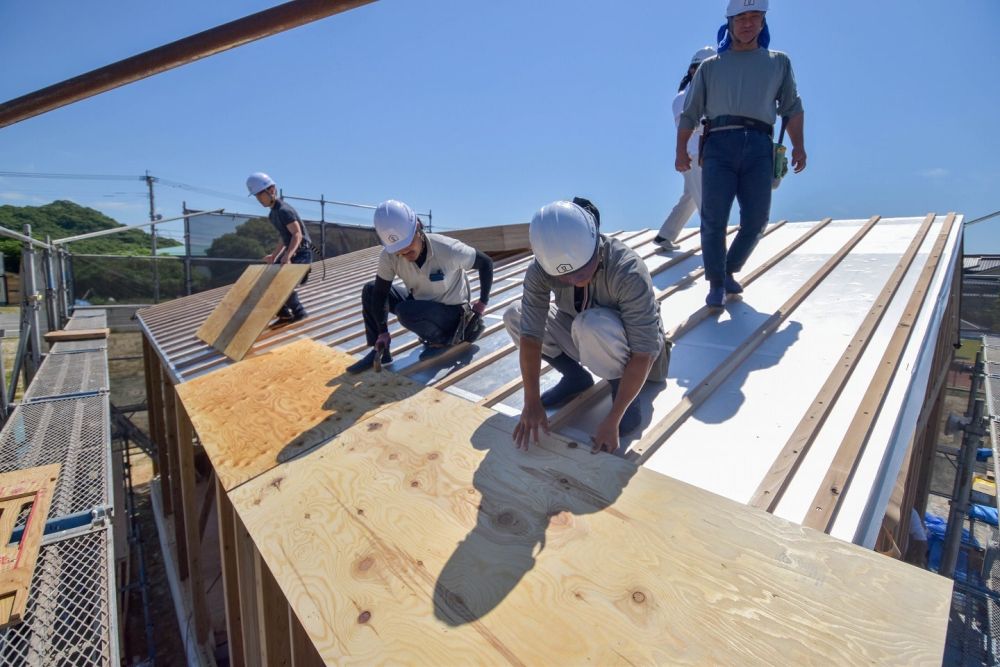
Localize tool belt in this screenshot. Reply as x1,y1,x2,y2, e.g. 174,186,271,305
707,115,773,137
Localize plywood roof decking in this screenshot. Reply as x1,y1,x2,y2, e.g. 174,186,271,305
197,350,950,664
138,214,963,546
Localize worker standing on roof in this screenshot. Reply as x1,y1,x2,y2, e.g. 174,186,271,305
654,46,716,252
346,199,494,373
246,172,312,325
504,200,670,454
678,0,806,307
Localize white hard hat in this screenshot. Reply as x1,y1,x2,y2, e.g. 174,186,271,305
374,200,418,253
529,201,598,276
727,0,768,17
691,46,717,64
246,172,275,196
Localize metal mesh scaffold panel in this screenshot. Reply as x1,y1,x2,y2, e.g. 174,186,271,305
23,352,108,402
48,339,108,354
0,528,114,666
0,395,109,522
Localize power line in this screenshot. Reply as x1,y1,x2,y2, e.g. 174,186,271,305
0,170,142,181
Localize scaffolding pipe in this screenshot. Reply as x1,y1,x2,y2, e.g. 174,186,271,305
52,209,222,245
0,0,377,128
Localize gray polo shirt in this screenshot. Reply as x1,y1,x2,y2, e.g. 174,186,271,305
680,48,803,130
520,235,663,356
376,233,476,305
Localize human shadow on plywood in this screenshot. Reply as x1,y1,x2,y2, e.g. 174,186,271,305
672,300,802,425
433,414,636,626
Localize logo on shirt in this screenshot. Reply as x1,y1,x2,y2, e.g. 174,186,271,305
388,234,399,243
556,263,573,274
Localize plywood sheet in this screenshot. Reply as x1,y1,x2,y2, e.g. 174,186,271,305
43,327,109,342
229,388,949,665
196,263,310,361
177,340,421,492
0,464,60,628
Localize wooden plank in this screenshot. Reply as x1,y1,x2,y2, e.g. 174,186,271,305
630,216,882,463
0,464,60,628
216,477,245,667
161,378,188,578
749,214,936,512
196,263,310,362
176,339,422,492
142,338,165,480
228,384,950,665
175,402,211,643
256,549,292,665
804,213,958,532
234,513,263,667
43,327,109,342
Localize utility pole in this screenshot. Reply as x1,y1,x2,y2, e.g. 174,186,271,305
320,193,327,259
145,171,159,303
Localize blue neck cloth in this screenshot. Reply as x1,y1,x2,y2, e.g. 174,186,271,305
717,19,770,53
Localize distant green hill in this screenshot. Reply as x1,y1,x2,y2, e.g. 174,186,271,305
0,200,179,272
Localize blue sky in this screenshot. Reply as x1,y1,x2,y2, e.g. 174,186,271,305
1,1,998,249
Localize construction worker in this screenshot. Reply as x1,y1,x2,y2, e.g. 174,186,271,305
504,200,670,455
677,0,806,307
346,199,494,373
246,172,311,325
654,45,716,251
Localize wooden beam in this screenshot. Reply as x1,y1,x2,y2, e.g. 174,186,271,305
0,0,377,128
289,606,325,666
142,337,166,481
749,214,934,512
175,401,211,644
160,377,187,575
631,216,882,463
256,550,292,665
216,477,245,667
803,213,957,532
234,514,263,667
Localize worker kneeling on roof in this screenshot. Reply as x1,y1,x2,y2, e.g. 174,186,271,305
347,199,494,374
504,200,670,455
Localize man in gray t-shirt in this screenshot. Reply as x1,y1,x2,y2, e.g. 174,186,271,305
677,0,806,308
504,200,670,455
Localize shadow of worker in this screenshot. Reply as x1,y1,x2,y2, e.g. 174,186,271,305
433,413,637,626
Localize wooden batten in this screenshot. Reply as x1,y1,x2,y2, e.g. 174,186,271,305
216,479,245,667
175,400,211,644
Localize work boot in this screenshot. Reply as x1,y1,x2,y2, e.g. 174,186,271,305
540,354,594,408
462,313,486,343
724,274,744,295
653,235,680,251
609,378,641,436
272,309,307,327
706,285,725,308
346,347,393,374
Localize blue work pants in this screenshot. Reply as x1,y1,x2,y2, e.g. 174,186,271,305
699,129,773,286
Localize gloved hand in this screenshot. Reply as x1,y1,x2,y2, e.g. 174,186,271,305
472,300,487,317
375,332,391,351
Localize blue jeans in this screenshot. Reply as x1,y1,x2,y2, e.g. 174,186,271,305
699,129,773,286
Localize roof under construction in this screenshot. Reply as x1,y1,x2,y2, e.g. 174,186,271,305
140,212,961,544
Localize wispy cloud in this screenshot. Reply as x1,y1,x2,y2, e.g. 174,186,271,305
0,191,47,203
920,167,948,178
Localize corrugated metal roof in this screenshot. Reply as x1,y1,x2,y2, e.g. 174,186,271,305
138,213,963,546
965,256,1000,273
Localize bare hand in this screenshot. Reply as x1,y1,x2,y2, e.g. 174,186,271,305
471,300,487,317
513,399,549,451
792,147,807,173
263,254,275,264
375,332,391,351
675,153,692,173
591,416,620,455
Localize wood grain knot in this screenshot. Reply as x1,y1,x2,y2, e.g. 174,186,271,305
357,611,371,624
410,480,420,488
632,591,646,604
367,422,383,432
427,452,439,460
304,513,311,520
356,508,365,515
358,556,374,571
497,512,515,526
389,453,399,461
270,476,284,491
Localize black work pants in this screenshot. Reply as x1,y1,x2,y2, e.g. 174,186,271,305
360,280,463,347
279,248,312,317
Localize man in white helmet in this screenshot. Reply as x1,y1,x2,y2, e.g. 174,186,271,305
246,172,312,324
346,199,494,373
654,45,716,251
677,0,806,307
504,200,670,455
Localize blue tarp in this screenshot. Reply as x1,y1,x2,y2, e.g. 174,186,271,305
926,513,981,578
969,503,999,526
